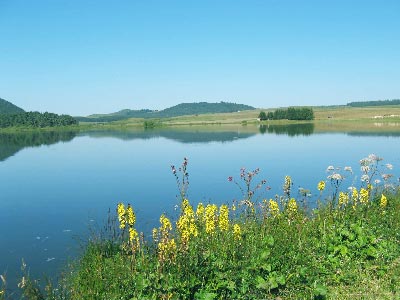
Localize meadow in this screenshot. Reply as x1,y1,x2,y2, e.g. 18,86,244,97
76,105,400,132
4,155,399,300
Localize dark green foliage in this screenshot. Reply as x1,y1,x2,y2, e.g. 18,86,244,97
0,98,25,114
77,102,256,122
258,111,267,120
0,112,77,128
268,107,314,120
347,99,400,107
158,102,255,118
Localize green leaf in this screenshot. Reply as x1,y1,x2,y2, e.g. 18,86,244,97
255,276,268,290
266,235,275,247
261,263,272,272
268,276,279,289
261,250,270,260
314,283,327,297
194,291,218,300
276,274,286,286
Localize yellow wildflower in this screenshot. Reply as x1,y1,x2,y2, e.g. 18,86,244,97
196,203,205,218
338,192,349,207
129,227,138,242
287,198,297,214
117,203,126,229
380,194,387,208
177,214,191,244
177,199,198,247
268,199,280,217
205,204,218,234
233,224,241,240
126,204,136,226
218,205,229,231
158,238,177,262
160,214,172,232
317,181,325,191
182,199,195,219
360,188,369,204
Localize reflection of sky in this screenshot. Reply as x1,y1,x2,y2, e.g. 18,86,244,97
1,132,399,289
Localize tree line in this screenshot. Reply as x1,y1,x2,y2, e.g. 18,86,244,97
347,99,400,107
258,107,314,121
0,111,78,128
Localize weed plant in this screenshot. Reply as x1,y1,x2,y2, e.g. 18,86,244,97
17,155,400,299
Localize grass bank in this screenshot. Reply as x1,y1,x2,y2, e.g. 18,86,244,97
76,105,400,132
7,156,399,300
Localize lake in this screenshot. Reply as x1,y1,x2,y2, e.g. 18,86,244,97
1,124,400,290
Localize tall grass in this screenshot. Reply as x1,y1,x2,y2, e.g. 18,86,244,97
17,156,400,299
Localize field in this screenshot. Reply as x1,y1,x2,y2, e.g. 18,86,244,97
76,105,400,135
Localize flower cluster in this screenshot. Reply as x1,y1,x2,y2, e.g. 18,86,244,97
157,214,176,263
317,181,325,191
218,205,229,231
267,199,280,217
286,198,298,216
117,203,140,251
338,191,349,207
176,199,198,248
233,224,241,240
204,204,218,234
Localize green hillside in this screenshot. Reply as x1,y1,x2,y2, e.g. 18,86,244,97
0,98,25,114
77,102,255,122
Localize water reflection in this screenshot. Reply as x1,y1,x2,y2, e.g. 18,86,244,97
0,131,78,161
1,123,400,162
259,123,315,136
80,128,256,143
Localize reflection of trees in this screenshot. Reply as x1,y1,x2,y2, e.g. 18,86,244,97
0,131,77,161
81,129,256,144
259,123,315,136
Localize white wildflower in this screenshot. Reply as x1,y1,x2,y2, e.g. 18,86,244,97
361,174,370,182
344,166,353,173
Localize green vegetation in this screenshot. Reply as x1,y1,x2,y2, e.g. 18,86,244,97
266,107,314,121
258,111,267,120
16,156,400,300
77,102,255,122
347,99,400,107
0,111,78,128
0,98,25,114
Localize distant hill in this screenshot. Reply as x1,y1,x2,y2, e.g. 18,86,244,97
77,102,255,122
347,99,400,107
0,98,25,114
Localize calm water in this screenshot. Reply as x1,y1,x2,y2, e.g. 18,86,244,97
1,125,399,289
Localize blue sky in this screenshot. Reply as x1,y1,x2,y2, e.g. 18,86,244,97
1,0,399,116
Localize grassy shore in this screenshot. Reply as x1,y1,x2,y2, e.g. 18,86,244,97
7,156,400,300
76,105,400,132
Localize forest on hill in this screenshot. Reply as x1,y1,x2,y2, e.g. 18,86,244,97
77,102,255,122
0,97,78,128
0,98,25,114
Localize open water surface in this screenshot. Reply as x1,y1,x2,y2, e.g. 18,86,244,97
1,124,399,290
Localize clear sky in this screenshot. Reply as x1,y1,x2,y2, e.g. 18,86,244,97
1,0,399,116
